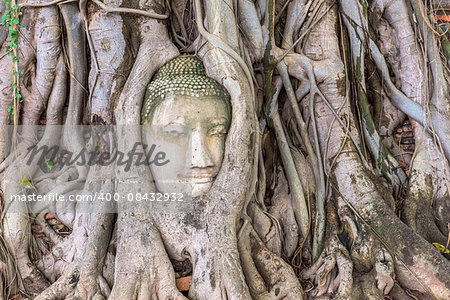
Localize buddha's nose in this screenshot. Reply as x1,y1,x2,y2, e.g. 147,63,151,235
190,130,214,168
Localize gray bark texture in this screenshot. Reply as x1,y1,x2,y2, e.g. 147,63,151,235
0,0,448,299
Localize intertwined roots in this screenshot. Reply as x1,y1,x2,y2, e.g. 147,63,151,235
0,0,449,299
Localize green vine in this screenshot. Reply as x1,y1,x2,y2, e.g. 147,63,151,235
1,0,23,119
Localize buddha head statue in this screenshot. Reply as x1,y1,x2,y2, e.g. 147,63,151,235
141,55,231,197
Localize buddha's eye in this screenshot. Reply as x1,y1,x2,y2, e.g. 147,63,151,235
208,125,227,137
162,125,187,138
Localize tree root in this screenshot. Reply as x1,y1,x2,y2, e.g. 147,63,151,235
249,200,284,258
0,50,67,296
238,0,264,61
372,0,450,248
303,235,353,299
373,248,395,295
87,4,130,125
0,8,36,163
341,0,407,191
59,1,88,180
92,0,168,19
401,126,450,246
34,264,79,300
65,168,114,300
239,223,305,299
33,166,115,299
352,272,385,300
109,209,186,300
108,2,181,298
267,169,300,259
299,4,450,298
267,75,309,238
1,1,448,299
389,283,416,300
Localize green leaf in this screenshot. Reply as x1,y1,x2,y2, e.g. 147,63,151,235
432,243,450,254
45,158,53,171
13,19,18,25
21,176,34,189
7,105,13,113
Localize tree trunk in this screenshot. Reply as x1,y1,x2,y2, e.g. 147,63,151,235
0,0,448,299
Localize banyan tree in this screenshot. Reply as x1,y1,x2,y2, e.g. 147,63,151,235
0,0,449,299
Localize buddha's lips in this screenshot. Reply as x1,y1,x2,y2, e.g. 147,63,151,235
174,173,216,183
191,177,214,184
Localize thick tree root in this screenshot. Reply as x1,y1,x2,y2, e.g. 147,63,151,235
303,235,353,299
34,264,79,300
109,209,186,300
238,223,305,299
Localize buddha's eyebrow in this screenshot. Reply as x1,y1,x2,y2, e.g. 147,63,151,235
164,116,185,125
163,122,186,128
208,118,228,125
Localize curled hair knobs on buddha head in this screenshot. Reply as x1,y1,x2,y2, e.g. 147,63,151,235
141,55,231,124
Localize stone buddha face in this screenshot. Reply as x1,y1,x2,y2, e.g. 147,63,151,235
142,56,231,197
